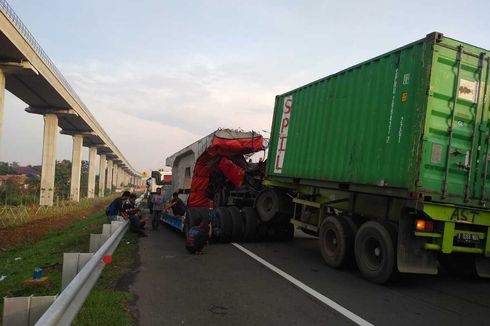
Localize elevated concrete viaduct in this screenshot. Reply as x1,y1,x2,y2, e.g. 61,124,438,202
0,1,143,205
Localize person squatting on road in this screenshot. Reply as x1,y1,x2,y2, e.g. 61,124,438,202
122,193,147,237
151,187,165,230
185,216,212,254
106,191,130,222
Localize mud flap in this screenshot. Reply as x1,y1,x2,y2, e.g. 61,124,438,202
475,257,490,278
397,213,438,274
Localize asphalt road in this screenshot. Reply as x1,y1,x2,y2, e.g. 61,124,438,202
129,225,490,326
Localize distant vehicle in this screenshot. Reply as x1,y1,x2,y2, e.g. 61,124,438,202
146,170,172,201
165,33,490,284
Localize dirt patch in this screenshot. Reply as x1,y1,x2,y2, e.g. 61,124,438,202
0,202,107,250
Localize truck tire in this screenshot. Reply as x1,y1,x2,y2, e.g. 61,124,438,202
255,189,278,222
197,208,210,224
255,189,292,222
242,207,259,242
228,206,245,242
319,215,354,268
185,208,201,236
344,215,361,236
257,223,268,241
214,189,227,207
355,221,396,284
215,207,233,242
277,222,295,241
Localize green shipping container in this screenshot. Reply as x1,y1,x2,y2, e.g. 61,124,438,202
267,32,490,209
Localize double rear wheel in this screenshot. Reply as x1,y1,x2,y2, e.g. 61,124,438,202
319,216,397,284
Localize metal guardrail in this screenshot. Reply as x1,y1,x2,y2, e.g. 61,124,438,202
0,0,138,174
34,220,129,325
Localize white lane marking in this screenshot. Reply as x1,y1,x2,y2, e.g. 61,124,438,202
232,243,374,326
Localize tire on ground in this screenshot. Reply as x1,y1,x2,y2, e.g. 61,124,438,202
319,215,354,268
185,208,201,236
228,206,245,242
242,207,259,242
277,222,295,241
354,221,397,284
257,223,268,241
215,207,233,242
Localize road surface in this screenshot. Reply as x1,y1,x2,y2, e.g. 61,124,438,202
129,225,490,326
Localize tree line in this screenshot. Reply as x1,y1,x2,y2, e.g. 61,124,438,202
0,160,99,205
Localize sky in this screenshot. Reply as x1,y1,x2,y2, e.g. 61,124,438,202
1,0,489,174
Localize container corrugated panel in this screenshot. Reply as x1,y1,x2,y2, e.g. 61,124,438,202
267,32,490,208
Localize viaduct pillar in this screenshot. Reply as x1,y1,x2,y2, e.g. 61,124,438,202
87,146,97,198
98,154,106,197
106,160,113,192
39,114,58,206
0,69,4,146
69,134,83,202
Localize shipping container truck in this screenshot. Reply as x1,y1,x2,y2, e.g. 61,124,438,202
169,32,490,283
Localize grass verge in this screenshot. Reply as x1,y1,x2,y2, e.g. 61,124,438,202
0,208,139,325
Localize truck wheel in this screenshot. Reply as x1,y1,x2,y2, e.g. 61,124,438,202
214,189,227,207
183,217,189,237
242,207,259,242
216,207,233,242
277,222,295,241
185,208,201,237
257,223,268,241
228,206,245,242
197,208,210,224
319,215,353,268
355,221,396,284
256,189,292,222
255,189,278,222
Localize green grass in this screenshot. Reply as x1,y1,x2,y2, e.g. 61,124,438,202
73,232,139,325
0,209,139,325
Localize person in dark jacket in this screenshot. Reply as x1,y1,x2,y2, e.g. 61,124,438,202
122,193,147,237
169,192,186,216
185,217,211,254
106,191,131,222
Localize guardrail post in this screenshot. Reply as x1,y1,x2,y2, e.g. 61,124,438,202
3,296,56,326
34,220,129,325
89,233,109,253
61,253,94,291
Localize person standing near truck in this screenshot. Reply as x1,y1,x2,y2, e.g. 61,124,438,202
151,187,165,230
